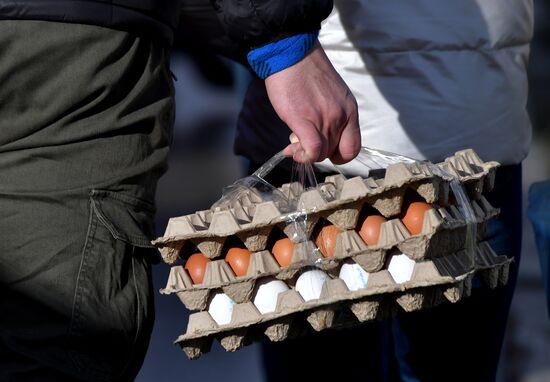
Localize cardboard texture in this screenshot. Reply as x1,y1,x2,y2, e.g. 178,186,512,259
154,149,507,359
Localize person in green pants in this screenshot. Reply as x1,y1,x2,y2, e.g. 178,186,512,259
0,1,360,381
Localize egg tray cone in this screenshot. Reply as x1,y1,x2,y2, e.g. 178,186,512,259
153,149,499,265
175,241,510,359
438,149,499,200
160,194,498,311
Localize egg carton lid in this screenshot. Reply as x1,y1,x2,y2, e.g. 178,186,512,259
153,150,498,248
154,166,445,241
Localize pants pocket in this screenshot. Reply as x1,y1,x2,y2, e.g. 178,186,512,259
67,190,156,382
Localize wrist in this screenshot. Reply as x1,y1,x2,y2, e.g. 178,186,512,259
247,31,319,79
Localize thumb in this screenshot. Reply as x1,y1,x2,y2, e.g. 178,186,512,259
287,120,327,163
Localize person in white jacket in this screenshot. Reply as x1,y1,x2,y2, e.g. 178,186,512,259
234,1,533,381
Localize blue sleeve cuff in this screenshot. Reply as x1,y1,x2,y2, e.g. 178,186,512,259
247,31,319,79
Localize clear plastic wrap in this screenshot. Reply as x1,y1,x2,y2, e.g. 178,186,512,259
154,147,510,359
213,147,478,268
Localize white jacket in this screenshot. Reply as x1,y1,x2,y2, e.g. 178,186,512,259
319,0,533,165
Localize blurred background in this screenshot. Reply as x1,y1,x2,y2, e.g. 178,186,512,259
137,2,550,381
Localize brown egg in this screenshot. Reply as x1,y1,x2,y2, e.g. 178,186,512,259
272,238,294,267
185,253,211,284
315,224,341,257
358,215,387,246
225,247,252,277
401,202,433,235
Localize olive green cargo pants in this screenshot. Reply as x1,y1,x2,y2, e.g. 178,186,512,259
0,20,174,381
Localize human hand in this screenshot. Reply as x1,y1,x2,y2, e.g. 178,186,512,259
264,41,361,164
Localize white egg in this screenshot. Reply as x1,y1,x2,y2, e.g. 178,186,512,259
208,293,235,325
387,253,416,284
253,278,290,314
339,262,369,291
295,269,329,301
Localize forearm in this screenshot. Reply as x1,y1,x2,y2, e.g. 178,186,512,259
205,0,360,164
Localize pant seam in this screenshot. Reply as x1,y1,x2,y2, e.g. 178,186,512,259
67,198,99,377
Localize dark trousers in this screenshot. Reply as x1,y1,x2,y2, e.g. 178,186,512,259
255,164,522,382
0,20,174,382
527,181,550,319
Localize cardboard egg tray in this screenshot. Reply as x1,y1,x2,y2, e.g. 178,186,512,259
153,149,503,359
160,193,499,311
175,241,509,360
153,149,499,266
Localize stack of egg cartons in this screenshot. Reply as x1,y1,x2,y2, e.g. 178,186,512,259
153,149,510,359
